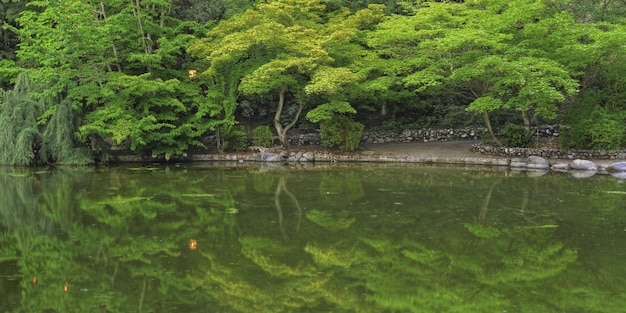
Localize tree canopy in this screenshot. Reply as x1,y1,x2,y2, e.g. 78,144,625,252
0,0,625,164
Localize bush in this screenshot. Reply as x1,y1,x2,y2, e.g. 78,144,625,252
222,126,248,152
499,122,532,148
319,115,364,151
252,125,274,147
583,109,624,150
560,107,624,150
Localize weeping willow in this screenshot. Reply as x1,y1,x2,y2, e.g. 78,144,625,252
40,99,93,165
0,74,45,165
0,74,93,165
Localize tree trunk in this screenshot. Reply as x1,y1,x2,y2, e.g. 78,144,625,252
274,85,303,147
96,2,122,72
521,109,531,130
483,111,504,146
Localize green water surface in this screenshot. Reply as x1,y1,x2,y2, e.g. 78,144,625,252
1,163,625,312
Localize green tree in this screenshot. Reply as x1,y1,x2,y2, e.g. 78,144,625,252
366,0,578,145
0,74,44,165
0,0,24,87
189,0,384,147
9,0,218,159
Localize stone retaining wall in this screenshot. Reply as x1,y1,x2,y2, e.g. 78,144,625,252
287,125,563,145
280,128,487,146
361,127,486,143
471,145,626,160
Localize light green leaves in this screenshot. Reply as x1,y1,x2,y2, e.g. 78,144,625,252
467,96,504,113
304,66,359,95
305,100,356,123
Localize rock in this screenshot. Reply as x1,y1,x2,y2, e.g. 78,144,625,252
527,156,550,170
302,152,315,161
257,151,287,162
570,159,598,171
291,151,303,162
607,161,626,172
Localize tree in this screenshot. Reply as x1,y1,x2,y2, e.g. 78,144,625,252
0,74,44,165
10,0,217,159
0,0,25,88
189,0,384,146
366,0,579,145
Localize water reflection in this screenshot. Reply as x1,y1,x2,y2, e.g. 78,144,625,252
0,164,625,312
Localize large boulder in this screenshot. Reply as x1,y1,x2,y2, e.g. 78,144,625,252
527,156,550,170
570,159,598,171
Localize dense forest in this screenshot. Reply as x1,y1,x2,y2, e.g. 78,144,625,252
0,0,625,164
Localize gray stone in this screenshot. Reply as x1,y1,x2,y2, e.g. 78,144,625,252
608,161,626,172
527,156,550,170
302,152,315,161
291,151,303,162
510,162,527,168
510,158,527,168
570,159,598,171
257,151,287,162
526,155,550,168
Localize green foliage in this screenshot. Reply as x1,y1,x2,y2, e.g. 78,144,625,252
222,125,248,152
3,0,625,161
40,100,93,165
0,74,44,165
319,115,364,151
305,100,357,123
498,123,532,148
189,0,384,146
561,106,625,150
252,125,274,148
78,74,213,159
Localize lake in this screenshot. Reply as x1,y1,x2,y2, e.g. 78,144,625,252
1,163,625,312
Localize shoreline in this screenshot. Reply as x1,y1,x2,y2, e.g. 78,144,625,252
113,140,626,177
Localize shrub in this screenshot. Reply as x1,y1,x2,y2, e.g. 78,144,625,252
252,125,274,147
319,115,364,151
560,107,624,150
499,122,532,148
222,126,248,152
584,109,624,150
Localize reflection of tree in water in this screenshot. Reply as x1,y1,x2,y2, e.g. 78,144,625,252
2,166,626,312
1,166,247,312
274,171,303,241
0,167,94,312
